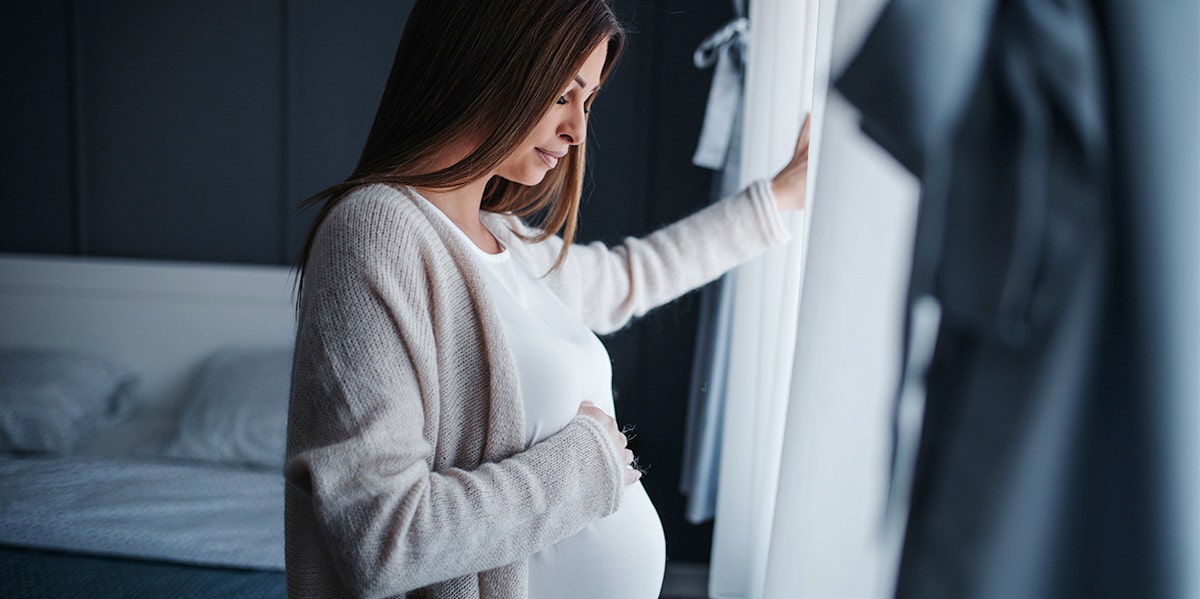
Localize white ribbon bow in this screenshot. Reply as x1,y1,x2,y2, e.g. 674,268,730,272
692,17,749,170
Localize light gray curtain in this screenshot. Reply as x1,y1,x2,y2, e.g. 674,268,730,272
836,0,1198,596
679,0,748,524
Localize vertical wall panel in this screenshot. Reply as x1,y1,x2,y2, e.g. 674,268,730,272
80,1,282,264
285,0,415,264
0,1,74,254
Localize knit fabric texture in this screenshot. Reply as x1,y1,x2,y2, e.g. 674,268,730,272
285,180,790,598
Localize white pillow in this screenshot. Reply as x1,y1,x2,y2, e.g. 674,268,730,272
0,349,139,454
159,346,293,470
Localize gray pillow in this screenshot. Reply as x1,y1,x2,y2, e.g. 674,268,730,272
159,346,293,470
0,349,139,453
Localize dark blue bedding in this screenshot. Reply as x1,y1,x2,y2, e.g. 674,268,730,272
0,545,285,599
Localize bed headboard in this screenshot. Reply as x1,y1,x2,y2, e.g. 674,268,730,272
0,253,296,408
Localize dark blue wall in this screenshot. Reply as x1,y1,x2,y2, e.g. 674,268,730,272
1,0,412,263
0,0,729,564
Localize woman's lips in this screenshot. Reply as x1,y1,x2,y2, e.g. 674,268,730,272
536,148,562,169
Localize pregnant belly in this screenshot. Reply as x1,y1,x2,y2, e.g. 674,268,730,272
528,482,666,599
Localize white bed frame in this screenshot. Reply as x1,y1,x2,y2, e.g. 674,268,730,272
0,253,296,410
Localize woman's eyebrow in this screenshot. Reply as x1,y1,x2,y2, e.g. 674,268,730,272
573,74,601,93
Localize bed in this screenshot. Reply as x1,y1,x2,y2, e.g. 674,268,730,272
0,253,296,598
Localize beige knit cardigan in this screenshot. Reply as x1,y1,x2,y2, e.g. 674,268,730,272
284,181,790,598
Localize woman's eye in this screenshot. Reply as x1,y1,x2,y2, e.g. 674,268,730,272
557,94,590,115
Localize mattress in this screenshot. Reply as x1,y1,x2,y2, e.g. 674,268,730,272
0,453,284,571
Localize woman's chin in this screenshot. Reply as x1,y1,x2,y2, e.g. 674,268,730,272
502,171,549,187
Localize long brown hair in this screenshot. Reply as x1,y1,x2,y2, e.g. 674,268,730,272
296,0,625,293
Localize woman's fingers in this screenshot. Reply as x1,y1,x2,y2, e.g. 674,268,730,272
622,448,641,484
624,464,643,484
577,402,640,484
785,112,811,169
771,112,812,211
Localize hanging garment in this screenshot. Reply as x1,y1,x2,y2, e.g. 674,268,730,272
836,0,1198,597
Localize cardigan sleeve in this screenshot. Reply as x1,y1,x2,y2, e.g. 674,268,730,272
498,179,793,334
286,194,625,597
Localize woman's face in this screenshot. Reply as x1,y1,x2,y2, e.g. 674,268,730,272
494,41,608,186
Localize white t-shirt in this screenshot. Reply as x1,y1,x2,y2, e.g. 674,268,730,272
430,205,666,598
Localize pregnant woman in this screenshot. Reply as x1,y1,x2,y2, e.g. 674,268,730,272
284,0,810,597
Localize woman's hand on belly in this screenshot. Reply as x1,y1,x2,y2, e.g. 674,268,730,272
577,402,642,485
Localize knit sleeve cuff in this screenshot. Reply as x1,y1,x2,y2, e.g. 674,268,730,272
746,178,794,247
566,414,625,515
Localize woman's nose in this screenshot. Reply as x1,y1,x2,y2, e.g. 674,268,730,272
559,109,586,146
